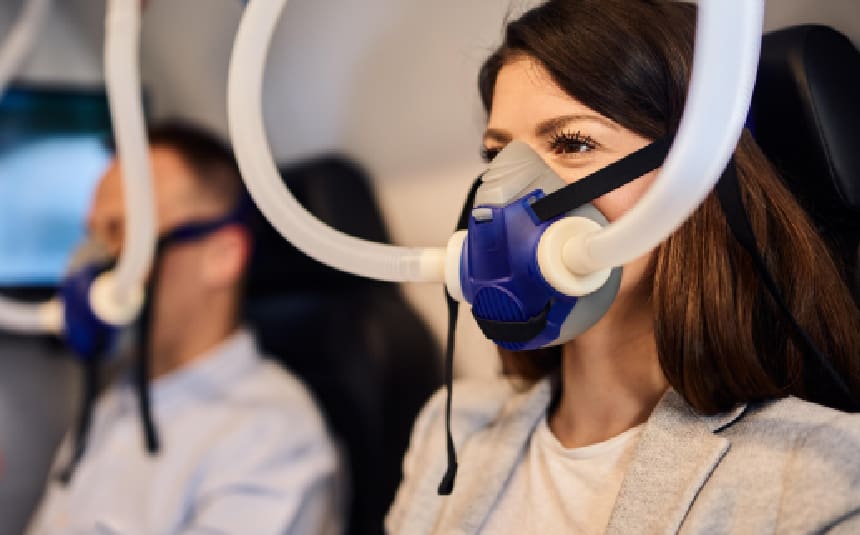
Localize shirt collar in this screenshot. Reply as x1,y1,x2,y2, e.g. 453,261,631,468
142,328,260,409
605,389,746,534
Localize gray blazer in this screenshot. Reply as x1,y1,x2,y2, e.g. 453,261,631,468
386,377,860,534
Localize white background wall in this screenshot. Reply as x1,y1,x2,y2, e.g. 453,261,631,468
4,0,860,377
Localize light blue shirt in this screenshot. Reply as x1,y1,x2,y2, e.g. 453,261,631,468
28,329,343,535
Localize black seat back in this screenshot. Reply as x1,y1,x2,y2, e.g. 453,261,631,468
243,156,442,535
751,25,860,300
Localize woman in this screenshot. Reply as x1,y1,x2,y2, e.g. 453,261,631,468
387,1,860,534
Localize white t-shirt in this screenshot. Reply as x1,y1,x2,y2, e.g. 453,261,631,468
27,329,343,535
482,417,642,535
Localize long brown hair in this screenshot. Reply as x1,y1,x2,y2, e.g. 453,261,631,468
480,0,860,413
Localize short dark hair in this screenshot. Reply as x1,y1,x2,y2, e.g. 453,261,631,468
146,121,245,211
107,121,245,211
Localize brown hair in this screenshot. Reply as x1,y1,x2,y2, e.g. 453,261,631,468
481,0,860,413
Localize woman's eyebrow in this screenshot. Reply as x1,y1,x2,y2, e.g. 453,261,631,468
535,114,619,137
482,128,513,146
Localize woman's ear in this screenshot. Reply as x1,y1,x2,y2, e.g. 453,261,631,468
199,226,251,289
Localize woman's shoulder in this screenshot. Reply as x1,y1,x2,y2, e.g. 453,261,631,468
727,396,860,463
723,396,860,531
738,395,860,440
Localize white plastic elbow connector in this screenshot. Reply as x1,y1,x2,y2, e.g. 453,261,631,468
537,217,612,297
89,271,145,326
444,231,468,303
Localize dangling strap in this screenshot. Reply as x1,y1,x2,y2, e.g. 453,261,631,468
129,196,254,455
135,314,159,454
715,160,859,409
57,354,99,484
135,250,163,455
438,175,484,496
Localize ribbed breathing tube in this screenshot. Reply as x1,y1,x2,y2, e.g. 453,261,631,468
227,0,764,288
0,0,155,335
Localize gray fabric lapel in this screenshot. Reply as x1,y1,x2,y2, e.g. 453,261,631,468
605,390,746,535
435,378,554,534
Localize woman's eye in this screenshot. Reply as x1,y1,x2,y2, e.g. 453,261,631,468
481,146,502,163
549,131,598,156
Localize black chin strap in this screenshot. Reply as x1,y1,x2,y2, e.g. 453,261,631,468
131,202,254,457
715,161,859,410
58,354,100,484
136,254,162,455
130,204,253,458
474,303,552,344
438,176,484,496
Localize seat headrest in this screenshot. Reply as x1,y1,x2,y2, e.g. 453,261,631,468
245,155,392,297
751,25,860,216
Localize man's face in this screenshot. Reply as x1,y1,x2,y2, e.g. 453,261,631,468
87,145,237,348
88,146,224,256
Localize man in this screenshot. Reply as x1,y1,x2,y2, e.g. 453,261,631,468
28,123,343,534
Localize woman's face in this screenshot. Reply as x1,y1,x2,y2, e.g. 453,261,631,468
484,56,658,296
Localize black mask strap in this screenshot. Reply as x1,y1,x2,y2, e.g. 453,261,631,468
531,136,674,222
132,196,254,457
57,354,100,484
58,260,117,485
715,161,859,410
156,196,253,251
135,254,161,455
438,175,484,496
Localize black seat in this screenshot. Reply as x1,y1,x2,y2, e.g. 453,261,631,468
750,25,860,301
242,156,442,535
